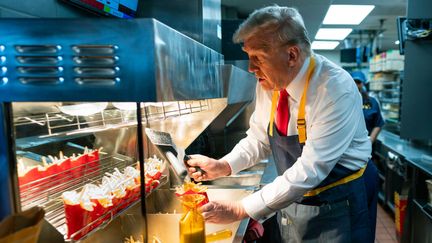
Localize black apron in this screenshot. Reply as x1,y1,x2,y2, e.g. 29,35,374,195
268,123,377,243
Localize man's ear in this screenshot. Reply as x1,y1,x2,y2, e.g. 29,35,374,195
286,45,300,67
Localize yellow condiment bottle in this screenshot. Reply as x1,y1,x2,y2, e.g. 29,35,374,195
179,194,206,243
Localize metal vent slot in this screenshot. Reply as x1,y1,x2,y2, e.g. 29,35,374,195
73,56,118,65
16,56,62,65
19,77,64,85
72,45,118,55
75,77,119,85
15,45,61,54
17,66,63,75
74,67,119,76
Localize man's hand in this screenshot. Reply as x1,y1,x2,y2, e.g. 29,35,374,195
200,201,248,224
186,155,231,181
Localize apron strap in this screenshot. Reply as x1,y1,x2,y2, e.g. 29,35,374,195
269,56,316,144
303,164,367,197
269,91,279,137
297,57,316,144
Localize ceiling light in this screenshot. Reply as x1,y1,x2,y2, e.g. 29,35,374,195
315,28,353,40
323,5,375,25
395,40,400,45
312,41,340,50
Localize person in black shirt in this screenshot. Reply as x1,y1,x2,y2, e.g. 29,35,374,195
351,71,385,143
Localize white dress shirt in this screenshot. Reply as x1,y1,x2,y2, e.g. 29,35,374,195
222,54,371,220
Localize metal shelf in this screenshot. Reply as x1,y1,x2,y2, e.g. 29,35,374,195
13,100,210,139
18,153,167,242
413,199,432,222
19,154,132,209
380,89,400,93
380,99,400,104
370,70,403,74
382,107,400,112
382,110,400,114
370,80,400,84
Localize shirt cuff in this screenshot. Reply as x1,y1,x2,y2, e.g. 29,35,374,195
221,152,245,175
241,190,274,221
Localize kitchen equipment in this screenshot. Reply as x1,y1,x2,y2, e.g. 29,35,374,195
0,16,257,243
145,128,204,182
0,17,223,242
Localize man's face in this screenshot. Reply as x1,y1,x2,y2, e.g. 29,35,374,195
242,36,292,91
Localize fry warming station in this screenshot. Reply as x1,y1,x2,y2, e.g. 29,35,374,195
0,18,260,243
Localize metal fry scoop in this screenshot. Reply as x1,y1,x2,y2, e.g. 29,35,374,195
145,128,204,182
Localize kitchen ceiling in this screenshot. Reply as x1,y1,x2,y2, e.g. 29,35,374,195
221,0,407,51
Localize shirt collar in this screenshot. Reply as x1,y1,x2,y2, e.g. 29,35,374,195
286,57,310,102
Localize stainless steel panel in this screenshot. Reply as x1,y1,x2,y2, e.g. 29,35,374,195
0,18,223,102
207,64,255,134
221,64,256,104
153,20,223,101
146,99,227,149
140,0,221,52
205,65,255,157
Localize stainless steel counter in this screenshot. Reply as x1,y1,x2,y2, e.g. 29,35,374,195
377,130,432,175
378,130,432,159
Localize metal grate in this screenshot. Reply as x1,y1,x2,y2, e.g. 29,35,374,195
13,100,210,138
19,154,133,210
18,153,167,242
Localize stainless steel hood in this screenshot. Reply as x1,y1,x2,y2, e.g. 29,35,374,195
205,64,256,157
0,18,223,102
222,64,255,105
209,64,255,132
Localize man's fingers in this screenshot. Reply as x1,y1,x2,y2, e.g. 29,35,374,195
189,154,205,159
186,158,202,167
191,173,208,181
202,212,216,223
188,167,196,173
200,202,215,213
191,171,203,178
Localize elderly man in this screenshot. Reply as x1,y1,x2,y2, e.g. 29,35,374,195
187,5,378,242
